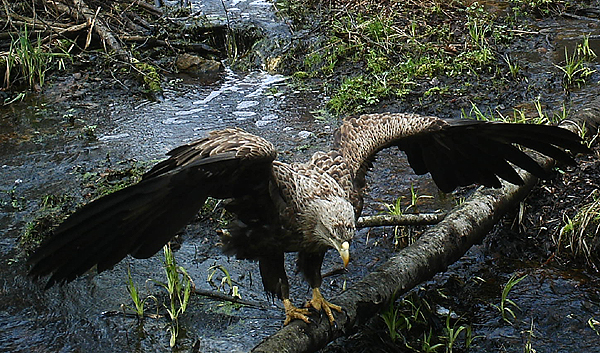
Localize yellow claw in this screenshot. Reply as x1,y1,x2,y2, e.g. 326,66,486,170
283,298,311,325
305,288,342,324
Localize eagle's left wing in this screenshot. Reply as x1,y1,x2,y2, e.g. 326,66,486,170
334,113,590,193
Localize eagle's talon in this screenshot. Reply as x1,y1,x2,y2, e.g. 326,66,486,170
283,299,312,326
306,288,343,324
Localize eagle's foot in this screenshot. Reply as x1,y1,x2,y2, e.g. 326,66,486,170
305,288,342,324
283,298,312,325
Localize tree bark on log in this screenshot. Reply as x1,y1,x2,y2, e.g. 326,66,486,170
252,107,600,352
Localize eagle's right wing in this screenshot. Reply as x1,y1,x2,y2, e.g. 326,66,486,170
28,128,277,287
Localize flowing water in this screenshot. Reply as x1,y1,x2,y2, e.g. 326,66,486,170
1,1,600,352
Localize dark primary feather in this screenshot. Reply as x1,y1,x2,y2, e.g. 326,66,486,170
28,174,205,287
401,120,589,192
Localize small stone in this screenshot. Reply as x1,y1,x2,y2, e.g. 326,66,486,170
176,53,223,74
298,130,312,139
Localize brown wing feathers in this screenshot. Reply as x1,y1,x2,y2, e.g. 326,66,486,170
336,114,589,194
28,129,277,287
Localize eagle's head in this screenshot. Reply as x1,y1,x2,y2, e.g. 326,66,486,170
301,196,355,267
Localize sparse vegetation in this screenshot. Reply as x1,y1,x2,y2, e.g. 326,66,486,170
125,266,157,319
19,193,73,251
123,246,193,346
134,61,163,96
207,263,240,299
441,313,475,353
283,0,521,115
81,160,147,199
503,53,521,79
383,184,432,248
523,319,537,353
557,189,600,268
462,98,568,125
555,46,595,89
379,293,479,352
576,34,597,62
154,244,194,347
5,27,70,90
492,273,527,324
1,0,230,99
380,295,429,347
579,122,600,149
588,317,600,336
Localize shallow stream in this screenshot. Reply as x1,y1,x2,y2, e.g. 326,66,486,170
1,1,600,352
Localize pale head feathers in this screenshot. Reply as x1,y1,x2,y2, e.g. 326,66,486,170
299,196,356,251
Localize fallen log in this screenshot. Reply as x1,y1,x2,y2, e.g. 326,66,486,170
252,106,600,352
120,35,220,54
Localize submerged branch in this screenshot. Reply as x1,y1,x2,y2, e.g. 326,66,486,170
252,108,600,352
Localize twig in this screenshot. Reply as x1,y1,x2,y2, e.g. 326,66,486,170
84,5,100,50
2,0,14,29
193,288,272,310
66,0,129,61
120,35,220,54
101,309,162,319
561,11,600,23
59,22,88,34
132,0,163,16
0,19,68,31
0,23,88,44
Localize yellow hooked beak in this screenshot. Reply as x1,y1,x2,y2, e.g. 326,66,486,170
338,241,350,268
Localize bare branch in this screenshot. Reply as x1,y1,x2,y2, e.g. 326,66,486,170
357,213,445,228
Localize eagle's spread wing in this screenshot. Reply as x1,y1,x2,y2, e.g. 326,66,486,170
28,128,277,287
334,113,590,193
